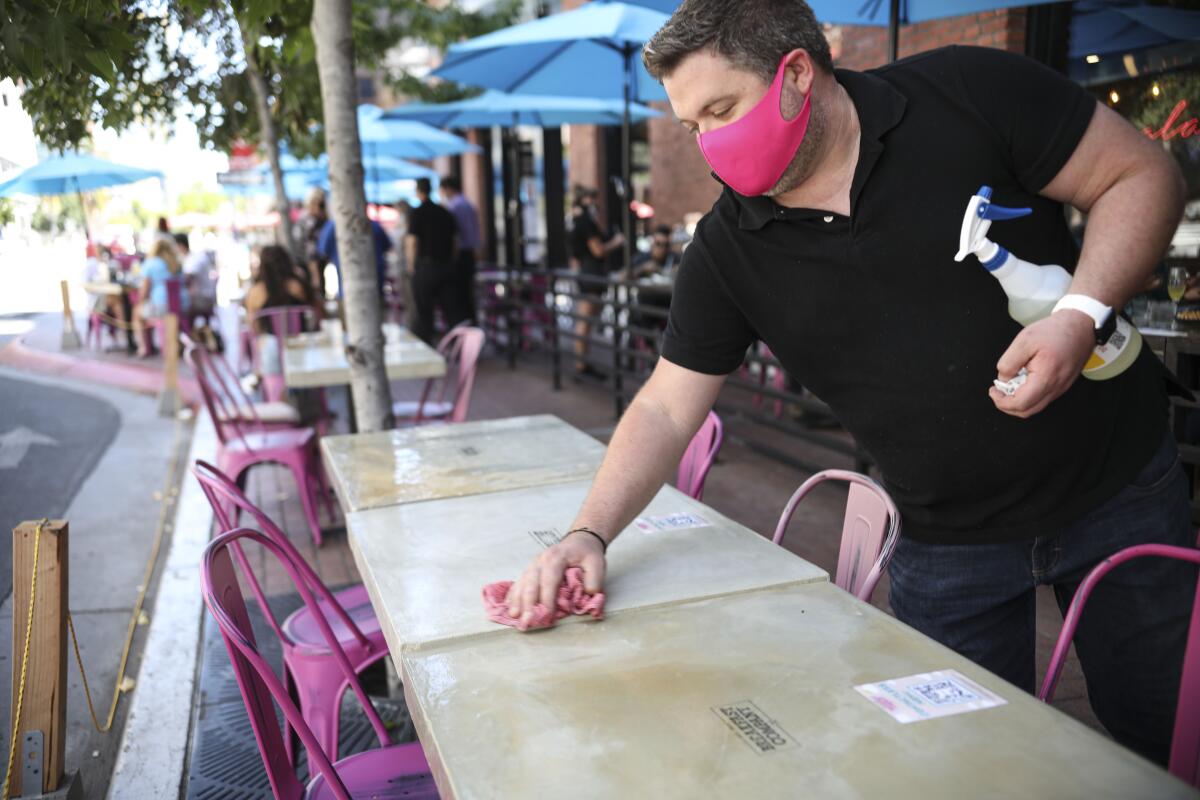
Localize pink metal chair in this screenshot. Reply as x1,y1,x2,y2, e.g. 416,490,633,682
773,469,902,602
187,345,334,547
677,411,724,501
190,342,301,431
201,528,437,799
192,461,388,765
1039,543,1200,787
393,325,486,425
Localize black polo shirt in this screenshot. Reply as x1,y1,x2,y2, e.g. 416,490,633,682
409,200,457,266
663,45,1169,544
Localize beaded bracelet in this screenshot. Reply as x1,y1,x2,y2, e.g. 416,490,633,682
567,527,608,553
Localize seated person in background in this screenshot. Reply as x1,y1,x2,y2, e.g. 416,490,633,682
630,224,680,281
175,233,217,322
243,245,318,378
132,238,188,358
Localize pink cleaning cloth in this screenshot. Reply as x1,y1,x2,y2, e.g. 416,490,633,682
482,566,605,632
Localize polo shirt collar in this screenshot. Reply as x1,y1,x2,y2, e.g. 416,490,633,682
734,67,908,231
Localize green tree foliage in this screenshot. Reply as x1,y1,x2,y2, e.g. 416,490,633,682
0,199,15,228
175,182,226,215
7,1,204,151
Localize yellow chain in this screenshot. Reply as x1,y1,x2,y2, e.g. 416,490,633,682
66,613,111,733
2,519,47,800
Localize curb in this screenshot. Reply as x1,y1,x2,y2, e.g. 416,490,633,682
0,336,200,403
105,413,214,800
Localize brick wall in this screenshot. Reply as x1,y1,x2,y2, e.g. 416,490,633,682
835,9,1027,71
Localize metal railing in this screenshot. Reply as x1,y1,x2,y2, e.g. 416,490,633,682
475,265,873,474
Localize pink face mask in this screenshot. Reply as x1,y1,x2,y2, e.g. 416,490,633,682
697,56,812,197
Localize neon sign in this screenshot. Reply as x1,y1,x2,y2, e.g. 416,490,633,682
1143,100,1199,141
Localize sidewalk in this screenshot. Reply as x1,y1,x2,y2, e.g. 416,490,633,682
0,362,192,797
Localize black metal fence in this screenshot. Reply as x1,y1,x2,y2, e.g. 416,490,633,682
475,265,873,475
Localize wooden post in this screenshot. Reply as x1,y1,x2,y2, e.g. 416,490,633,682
59,281,81,351
157,313,180,417
10,520,68,796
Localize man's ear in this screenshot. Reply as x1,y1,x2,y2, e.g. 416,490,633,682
783,49,817,95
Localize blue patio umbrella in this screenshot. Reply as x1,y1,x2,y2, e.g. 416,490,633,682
1068,1,1200,62
433,1,672,267
355,105,478,201
381,90,661,128
806,0,1064,62
0,152,164,239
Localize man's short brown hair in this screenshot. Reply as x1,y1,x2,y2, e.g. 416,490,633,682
643,0,833,84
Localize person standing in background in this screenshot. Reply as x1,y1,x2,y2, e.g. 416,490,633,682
300,188,330,300
317,212,392,297
406,177,462,345
568,185,624,379
439,176,481,324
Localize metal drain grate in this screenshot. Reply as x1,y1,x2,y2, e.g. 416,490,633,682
185,588,415,799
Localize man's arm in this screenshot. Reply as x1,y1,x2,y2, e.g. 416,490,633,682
505,357,726,627
992,102,1187,418
404,234,418,275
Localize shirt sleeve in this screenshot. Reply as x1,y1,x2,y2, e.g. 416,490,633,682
951,45,1097,194
660,236,755,376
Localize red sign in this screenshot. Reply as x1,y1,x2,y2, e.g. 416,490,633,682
1143,100,1199,141
228,140,260,172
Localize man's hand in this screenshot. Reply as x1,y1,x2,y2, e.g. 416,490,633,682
505,530,606,629
990,311,1095,418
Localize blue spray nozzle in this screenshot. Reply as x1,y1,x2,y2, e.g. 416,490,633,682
974,185,1031,222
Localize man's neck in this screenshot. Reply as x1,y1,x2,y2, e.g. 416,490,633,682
773,79,861,215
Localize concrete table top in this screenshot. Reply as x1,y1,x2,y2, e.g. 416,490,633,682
346,479,827,654
320,414,606,512
401,582,1193,800
282,326,444,389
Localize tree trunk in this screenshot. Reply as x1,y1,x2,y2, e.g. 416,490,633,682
311,0,393,432
237,15,298,258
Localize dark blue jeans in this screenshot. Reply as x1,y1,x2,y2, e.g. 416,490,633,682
889,431,1198,765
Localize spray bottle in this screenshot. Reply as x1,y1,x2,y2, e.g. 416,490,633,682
954,185,1141,381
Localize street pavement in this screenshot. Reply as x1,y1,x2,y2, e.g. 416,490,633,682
0,368,120,602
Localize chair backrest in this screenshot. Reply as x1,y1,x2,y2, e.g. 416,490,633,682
201,528,388,800
187,344,251,448
417,325,486,424
1038,543,1200,787
250,305,311,375
677,411,723,501
772,469,901,602
190,460,372,653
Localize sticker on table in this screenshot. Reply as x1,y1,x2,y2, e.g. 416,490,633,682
633,512,711,533
855,669,1006,724
711,700,797,755
528,528,562,549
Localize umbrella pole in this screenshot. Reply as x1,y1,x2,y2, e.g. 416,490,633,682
621,45,634,272
888,0,901,63
73,179,91,243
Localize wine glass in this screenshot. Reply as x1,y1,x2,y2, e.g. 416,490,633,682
1168,266,1188,330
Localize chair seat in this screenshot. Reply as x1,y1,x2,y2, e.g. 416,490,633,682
223,427,315,456
392,400,452,420
282,585,384,656
305,741,437,799
217,401,301,426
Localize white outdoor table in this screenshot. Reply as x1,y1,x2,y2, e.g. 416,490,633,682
400,582,1193,800
281,325,445,389
346,479,827,654
320,414,606,512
